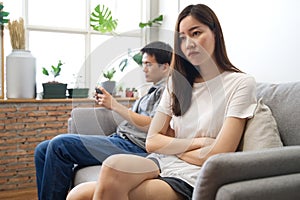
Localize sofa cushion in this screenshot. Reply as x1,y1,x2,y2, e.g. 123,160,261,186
73,165,101,186
256,82,300,146
238,98,283,151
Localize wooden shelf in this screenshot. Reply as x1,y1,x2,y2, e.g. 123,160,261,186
0,97,137,103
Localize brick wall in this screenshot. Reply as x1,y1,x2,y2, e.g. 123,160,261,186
0,100,96,192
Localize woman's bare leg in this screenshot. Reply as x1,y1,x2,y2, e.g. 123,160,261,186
93,154,160,200
67,181,96,200
129,179,184,200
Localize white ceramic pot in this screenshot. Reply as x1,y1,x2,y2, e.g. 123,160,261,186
6,49,36,98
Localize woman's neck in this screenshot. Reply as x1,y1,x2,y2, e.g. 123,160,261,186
194,58,224,83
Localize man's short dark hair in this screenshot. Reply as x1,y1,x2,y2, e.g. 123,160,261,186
140,41,173,65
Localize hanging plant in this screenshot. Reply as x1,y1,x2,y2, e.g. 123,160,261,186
119,50,143,72
139,14,163,28
90,4,118,34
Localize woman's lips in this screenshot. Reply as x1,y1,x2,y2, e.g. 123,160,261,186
188,51,199,57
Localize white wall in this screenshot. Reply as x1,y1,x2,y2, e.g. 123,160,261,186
159,0,300,83
88,36,144,94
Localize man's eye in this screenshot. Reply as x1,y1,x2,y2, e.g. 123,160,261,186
179,36,186,42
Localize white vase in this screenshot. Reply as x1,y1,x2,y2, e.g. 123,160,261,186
6,49,36,98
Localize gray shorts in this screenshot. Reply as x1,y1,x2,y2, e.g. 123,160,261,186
148,157,193,200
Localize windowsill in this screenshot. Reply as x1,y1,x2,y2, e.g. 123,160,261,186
0,97,137,103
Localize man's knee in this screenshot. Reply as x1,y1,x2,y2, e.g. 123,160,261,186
34,140,50,157
48,134,77,149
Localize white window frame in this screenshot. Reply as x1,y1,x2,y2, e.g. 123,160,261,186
17,0,149,91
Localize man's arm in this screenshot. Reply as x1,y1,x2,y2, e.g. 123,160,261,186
95,87,151,132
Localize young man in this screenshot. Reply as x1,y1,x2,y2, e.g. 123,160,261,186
34,41,173,200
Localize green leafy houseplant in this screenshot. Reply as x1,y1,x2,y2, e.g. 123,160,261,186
100,68,116,95
0,3,9,26
103,67,116,81
90,4,118,34
42,60,63,82
42,60,67,99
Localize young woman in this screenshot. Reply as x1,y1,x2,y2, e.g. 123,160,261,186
67,4,257,200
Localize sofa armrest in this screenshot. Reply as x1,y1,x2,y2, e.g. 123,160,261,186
68,107,124,135
192,146,300,200
216,173,300,200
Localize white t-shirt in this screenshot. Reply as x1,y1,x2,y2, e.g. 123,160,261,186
147,71,257,187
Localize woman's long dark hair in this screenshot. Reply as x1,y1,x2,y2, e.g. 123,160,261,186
171,4,242,116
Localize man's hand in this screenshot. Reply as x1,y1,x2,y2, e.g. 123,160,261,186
94,87,118,110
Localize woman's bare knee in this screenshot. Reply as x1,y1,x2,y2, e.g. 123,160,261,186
95,154,160,196
103,154,159,174
66,182,96,200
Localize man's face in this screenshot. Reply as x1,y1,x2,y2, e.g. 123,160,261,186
142,53,166,84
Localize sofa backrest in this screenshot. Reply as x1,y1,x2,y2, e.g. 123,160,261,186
256,82,300,146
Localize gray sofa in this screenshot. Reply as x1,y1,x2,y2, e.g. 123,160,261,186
68,82,300,200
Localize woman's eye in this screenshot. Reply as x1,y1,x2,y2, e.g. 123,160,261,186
192,31,201,36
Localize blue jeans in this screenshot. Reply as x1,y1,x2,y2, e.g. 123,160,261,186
34,133,147,200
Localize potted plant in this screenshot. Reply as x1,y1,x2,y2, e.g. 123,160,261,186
42,60,67,99
99,67,116,95
67,74,89,98
125,87,138,98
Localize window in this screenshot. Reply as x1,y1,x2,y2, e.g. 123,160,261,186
3,0,144,93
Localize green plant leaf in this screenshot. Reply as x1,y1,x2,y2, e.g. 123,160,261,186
42,60,64,80
42,67,49,76
119,58,128,72
153,15,163,23
133,53,143,66
51,65,61,78
103,68,116,81
0,11,9,17
90,4,118,33
139,14,163,29
0,3,9,25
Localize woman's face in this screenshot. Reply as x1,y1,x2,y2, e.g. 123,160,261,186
179,15,215,66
